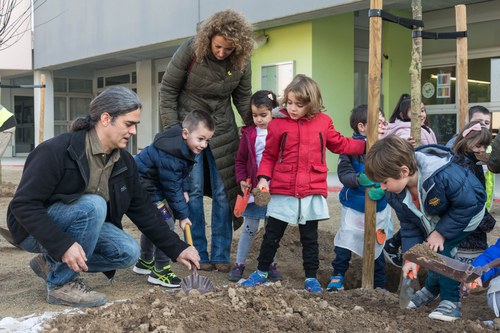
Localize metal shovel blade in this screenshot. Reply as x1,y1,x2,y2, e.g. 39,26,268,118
399,276,415,309
180,267,216,294
179,225,216,294
404,244,500,283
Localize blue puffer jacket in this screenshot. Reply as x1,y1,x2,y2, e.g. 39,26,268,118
338,133,387,213
472,238,500,283
386,145,486,252
134,123,196,220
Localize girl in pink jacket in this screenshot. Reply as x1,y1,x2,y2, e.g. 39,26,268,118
240,74,365,292
384,93,437,145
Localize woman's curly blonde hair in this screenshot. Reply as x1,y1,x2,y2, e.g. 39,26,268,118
193,9,254,71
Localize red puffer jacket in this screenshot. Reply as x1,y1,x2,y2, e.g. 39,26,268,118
258,110,365,198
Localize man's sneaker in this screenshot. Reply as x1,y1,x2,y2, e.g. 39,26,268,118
47,278,107,307
239,271,268,287
268,263,283,281
304,278,323,293
30,254,51,281
147,266,181,288
228,263,245,282
132,257,155,275
428,300,461,321
383,248,403,268
406,287,439,309
326,273,344,292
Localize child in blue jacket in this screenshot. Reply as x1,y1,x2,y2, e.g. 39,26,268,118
133,110,214,288
365,135,486,322
465,239,500,318
328,104,392,291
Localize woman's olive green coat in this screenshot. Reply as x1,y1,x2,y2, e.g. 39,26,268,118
159,38,252,229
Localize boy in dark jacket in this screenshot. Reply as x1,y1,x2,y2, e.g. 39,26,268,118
328,105,391,291
133,110,214,288
365,135,486,322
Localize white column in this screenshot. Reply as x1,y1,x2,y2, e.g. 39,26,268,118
34,70,54,146
136,60,155,151
491,59,500,103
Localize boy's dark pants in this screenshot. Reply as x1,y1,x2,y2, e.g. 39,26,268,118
426,231,471,302
332,246,386,288
257,217,319,279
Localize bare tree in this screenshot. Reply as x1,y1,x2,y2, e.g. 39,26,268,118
0,0,31,51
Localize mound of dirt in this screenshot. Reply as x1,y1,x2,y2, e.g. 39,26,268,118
40,226,499,332
43,285,497,332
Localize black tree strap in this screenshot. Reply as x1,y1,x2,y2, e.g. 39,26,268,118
0,83,46,88
412,30,467,39
368,9,424,29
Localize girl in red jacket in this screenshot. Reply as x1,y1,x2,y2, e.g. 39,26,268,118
240,74,366,292
228,90,283,282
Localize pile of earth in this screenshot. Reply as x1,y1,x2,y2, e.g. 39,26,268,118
44,284,497,332
42,227,499,332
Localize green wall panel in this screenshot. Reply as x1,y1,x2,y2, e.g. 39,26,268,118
251,22,312,94
382,11,412,117
312,13,354,171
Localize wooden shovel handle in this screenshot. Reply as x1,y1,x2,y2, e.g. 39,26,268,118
185,224,193,246
484,258,500,271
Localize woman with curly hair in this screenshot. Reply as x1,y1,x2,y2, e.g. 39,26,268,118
159,9,254,272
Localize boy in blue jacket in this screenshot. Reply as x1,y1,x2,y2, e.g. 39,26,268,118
328,105,391,291
365,135,486,322
133,110,214,288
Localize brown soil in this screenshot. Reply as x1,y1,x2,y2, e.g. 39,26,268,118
406,243,447,264
1,164,500,332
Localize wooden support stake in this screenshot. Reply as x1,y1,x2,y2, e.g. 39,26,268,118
410,0,423,146
39,74,46,144
456,5,468,129
363,0,383,289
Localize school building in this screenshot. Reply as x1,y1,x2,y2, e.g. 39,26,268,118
1,0,500,171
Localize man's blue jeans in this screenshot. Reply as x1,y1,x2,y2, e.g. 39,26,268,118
19,194,140,290
189,149,232,264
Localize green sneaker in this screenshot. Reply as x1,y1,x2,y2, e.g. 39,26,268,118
132,257,155,275
148,265,181,288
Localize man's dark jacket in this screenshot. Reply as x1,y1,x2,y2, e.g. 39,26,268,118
7,130,188,261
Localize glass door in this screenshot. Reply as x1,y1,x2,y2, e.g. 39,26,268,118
14,96,35,154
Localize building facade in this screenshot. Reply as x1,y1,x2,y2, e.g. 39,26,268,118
1,0,499,171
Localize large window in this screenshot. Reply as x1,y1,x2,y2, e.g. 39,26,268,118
54,78,93,135
261,61,294,100
423,58,492,144
422,58,490,106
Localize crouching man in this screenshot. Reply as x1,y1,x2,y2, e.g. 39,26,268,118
7,86,200,307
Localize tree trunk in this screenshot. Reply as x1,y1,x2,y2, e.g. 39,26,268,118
409,0,423,146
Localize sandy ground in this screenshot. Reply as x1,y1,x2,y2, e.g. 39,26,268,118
2,163,500,332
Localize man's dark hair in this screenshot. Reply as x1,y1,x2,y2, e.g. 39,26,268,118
70,86,142,132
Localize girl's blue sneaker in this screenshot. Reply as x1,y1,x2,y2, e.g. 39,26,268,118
304,278,323,293
239,271,268,287
326,273,344,292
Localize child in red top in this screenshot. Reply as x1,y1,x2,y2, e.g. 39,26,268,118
240,74,365,292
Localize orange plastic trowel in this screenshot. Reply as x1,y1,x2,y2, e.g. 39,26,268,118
234,178,251,217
